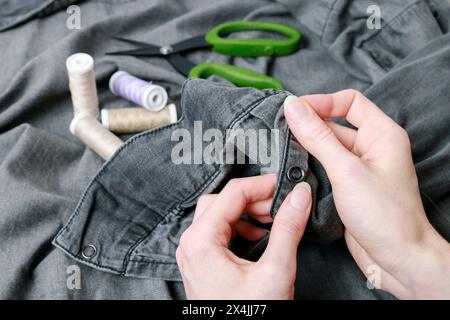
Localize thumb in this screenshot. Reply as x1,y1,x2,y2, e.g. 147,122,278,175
260,182,311,270
284,95,353,175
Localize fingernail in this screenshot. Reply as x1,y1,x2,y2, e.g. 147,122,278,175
284,96,309,121
289,182,311,210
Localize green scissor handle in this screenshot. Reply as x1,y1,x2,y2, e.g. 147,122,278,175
189,63,283,90
205,21,301,57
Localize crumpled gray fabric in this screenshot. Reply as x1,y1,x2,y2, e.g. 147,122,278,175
0,0,449,299
0,0,81,31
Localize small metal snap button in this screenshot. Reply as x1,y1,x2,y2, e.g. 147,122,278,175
81,244,97,259
287,166,305,182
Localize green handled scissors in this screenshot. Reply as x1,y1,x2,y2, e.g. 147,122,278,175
106,21,301,89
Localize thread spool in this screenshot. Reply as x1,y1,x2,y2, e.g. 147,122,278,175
66,53,99,117
70,115,123,160
101,104,177,134
109,71,168,112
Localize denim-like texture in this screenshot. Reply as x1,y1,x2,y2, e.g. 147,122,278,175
53,79,324,279
0,0,449,299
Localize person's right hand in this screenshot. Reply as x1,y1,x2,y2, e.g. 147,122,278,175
284,90,450,299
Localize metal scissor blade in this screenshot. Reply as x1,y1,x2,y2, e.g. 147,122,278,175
106,34,212,57
167,54,196,77
171,34,211,54
110,35,154,47
106,35,162,56
106,47,163,57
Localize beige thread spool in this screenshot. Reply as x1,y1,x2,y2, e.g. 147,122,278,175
66,53,99,117
70,114,123,160
101,104,177,133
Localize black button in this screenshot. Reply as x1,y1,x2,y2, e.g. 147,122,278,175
81,244,97,259
287,166,305,182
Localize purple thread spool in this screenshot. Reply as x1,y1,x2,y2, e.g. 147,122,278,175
109,71,168,112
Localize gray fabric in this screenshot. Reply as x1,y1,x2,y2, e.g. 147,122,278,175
53,80,318,280
0,0,81,31
0,0,449,299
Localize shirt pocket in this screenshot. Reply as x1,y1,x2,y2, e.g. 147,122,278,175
321,0,444,83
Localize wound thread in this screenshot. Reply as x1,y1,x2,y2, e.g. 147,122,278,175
109,71,168,112
66,53,99,117
70,114,123,160
101,104,177,133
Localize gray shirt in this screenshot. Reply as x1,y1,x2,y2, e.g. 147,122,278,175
0,0,449,299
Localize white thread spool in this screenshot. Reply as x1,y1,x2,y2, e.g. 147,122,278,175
101,104,177,133
66,53,99,117
70,114,123,160
109,71,168,112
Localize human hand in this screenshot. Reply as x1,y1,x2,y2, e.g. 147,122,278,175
284,90,450,299
176,175,312,299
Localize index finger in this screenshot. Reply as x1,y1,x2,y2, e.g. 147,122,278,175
202,174,277,226
301,89,398,130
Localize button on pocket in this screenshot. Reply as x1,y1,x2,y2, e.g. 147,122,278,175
287,166,305,182
81,244,97,259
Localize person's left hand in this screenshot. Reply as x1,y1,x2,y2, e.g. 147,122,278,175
176,174,312,299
